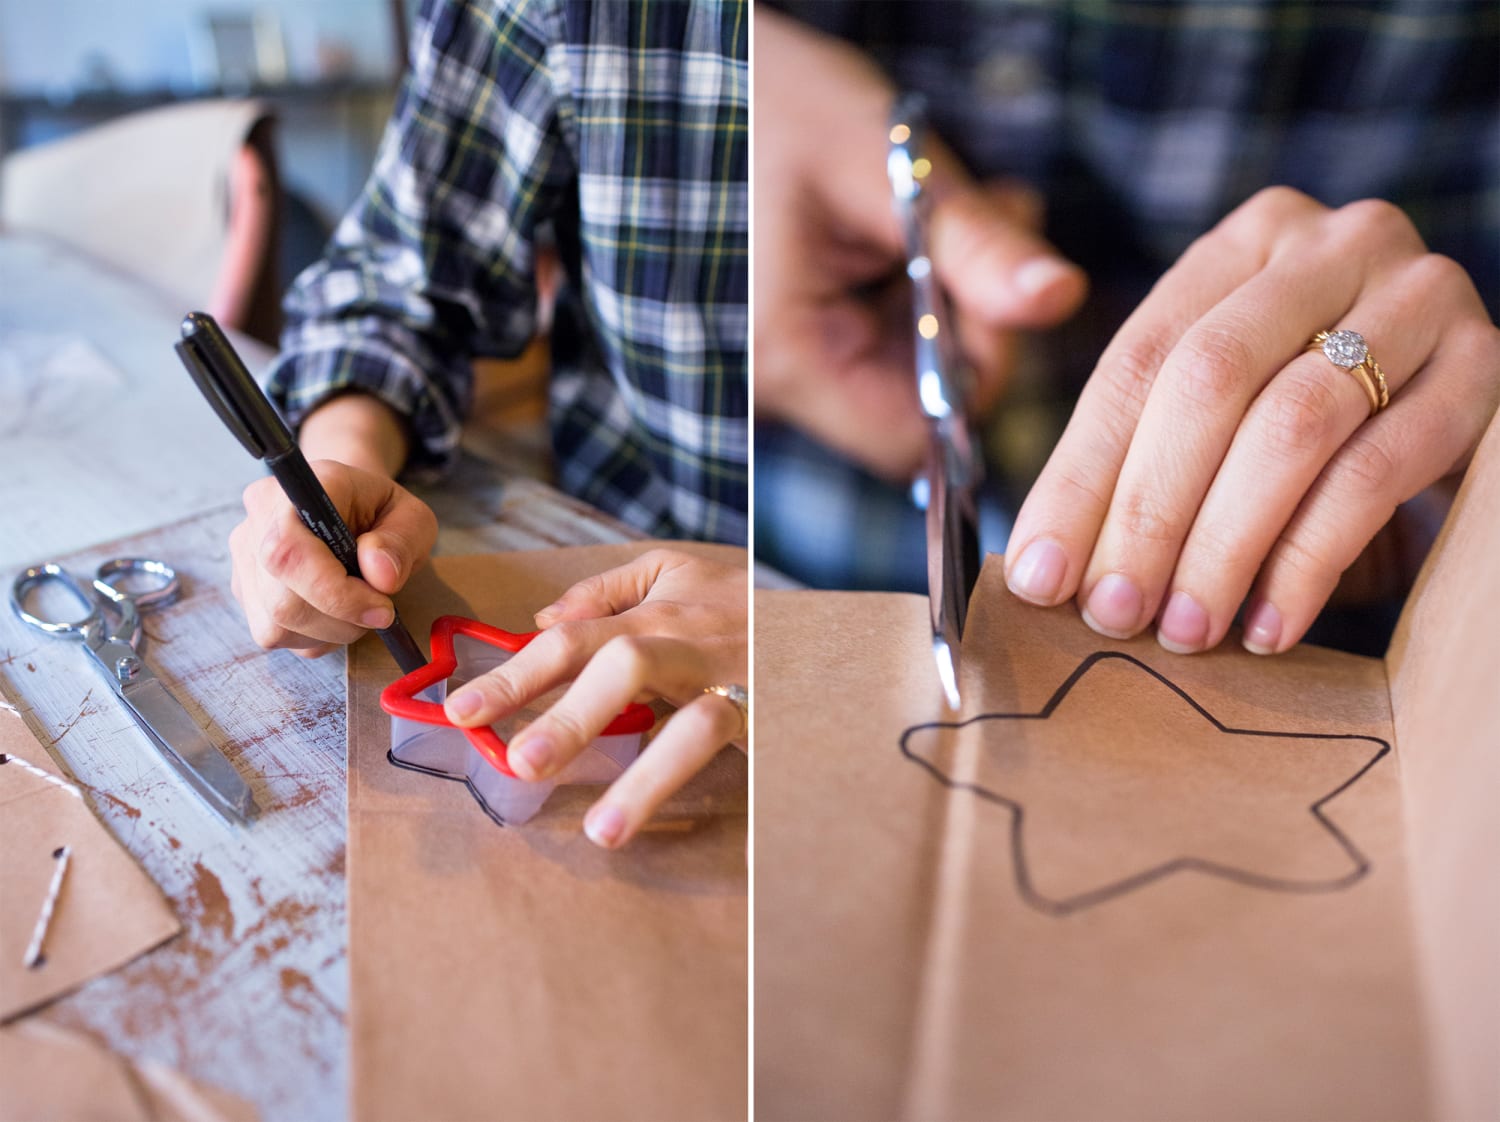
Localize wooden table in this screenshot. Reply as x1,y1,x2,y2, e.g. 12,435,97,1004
0,234,638,1120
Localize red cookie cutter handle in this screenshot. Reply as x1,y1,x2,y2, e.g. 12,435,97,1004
379,615,655,778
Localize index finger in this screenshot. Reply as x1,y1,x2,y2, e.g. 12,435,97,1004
505,633,697,782
443,616,619,729
256,502,395,630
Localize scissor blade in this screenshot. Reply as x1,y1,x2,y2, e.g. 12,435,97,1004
932,635,962,712
948,472,982,632
925,422,983,711
894,94,984,711
120,677,255,825
926,434,981,710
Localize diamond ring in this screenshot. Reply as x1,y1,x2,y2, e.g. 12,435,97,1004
702,683,749,740
1309,329,1389,416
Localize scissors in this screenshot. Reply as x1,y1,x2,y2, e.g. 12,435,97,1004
11,558,255,825
888,93,985,711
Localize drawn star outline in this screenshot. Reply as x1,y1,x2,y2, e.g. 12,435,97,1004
899,652,1389,916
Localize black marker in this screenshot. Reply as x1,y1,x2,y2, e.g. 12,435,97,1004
175,311,428,674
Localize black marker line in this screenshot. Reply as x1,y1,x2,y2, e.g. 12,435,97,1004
898,651,1390,917
386,749,516,829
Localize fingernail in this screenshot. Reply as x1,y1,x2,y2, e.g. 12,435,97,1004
1081,573,1144,637
511,732,553,778
1013,257,1076,297
533,600,563,625
1008,540,1067,604
361,606,394,629
446,691,483,721
584,803,627,849
1243,599,1283,655
375,549,403,584
1157,590,1210,654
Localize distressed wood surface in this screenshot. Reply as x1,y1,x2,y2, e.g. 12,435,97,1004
0,507,349,1122
1,231,644,1120
0,484,638,1121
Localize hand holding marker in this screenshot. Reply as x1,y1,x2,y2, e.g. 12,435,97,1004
174,312,428,674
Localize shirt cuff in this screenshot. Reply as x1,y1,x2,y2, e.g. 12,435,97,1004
265,323,469,474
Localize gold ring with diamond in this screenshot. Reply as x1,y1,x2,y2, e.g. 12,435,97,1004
702,683,749,740
1309,329,1389,417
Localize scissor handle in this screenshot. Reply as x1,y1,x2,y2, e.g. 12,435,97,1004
11,560,168,648
93,558,180,612
11,564,103,636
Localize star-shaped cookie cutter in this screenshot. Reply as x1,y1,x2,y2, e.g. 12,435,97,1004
381,615,655,777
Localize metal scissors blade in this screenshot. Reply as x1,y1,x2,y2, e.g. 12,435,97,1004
11,559,255,826
926,431,981,710
889,94,984,709
120,672,254,824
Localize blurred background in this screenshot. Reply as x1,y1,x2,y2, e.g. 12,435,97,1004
0,0,552,476
0,0,404,343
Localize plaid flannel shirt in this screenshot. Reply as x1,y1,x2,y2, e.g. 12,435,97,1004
758,0,1499,602
269,0,748,544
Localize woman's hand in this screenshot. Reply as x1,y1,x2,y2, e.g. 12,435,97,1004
442,548,749,849
1005,187,1500,654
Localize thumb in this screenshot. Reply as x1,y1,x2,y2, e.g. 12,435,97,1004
832,109,1087,328
534,553,666,627
354,492,437,595
929,181,1087,328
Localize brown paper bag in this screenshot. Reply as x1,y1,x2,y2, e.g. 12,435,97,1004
0,705,180,1022
348,543,747,1122
756,413,1500,1121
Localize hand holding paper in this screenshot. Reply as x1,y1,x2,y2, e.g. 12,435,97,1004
443,548,749,849
1005,188,1500,655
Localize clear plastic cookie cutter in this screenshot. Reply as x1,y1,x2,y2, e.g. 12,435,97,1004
379,615,656,825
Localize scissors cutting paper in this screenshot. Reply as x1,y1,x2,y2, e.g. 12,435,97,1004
888,93,985,710
11,558,255,825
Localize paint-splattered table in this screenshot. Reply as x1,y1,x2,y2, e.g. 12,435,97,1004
0,234,639,1120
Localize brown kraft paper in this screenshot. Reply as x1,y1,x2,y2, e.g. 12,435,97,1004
0,704,181,1023
0,1018,259,1122
347,543,748,1122
757,402,1500,1122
